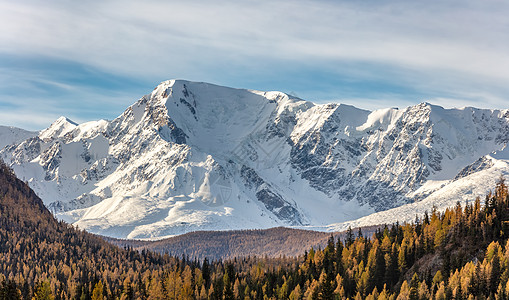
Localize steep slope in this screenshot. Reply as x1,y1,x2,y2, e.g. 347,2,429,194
0,159,174,298
323,145,509,232
1,80,508,239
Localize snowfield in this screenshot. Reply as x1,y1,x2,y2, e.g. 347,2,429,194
1,80,508,239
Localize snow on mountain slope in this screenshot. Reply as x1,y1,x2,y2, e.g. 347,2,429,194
1,80,508,239
0,126,37,149
320,148,509,232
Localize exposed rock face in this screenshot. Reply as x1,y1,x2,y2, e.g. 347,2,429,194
1,80,508,239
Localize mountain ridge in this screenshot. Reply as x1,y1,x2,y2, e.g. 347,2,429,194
0,126,37,149
1,79,508,239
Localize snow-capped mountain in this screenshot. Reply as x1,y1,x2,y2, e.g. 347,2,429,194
1,80,508,239
0,126,37,149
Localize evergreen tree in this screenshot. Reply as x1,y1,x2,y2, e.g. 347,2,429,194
91,281,104,300
0,279,21,300
320,275,334,300
409,273,419,300
489,249,501,294
33,282,54,300
202,258,211,288
346,227,354,247
223,273,234,300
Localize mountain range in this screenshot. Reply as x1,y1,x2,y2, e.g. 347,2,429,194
1,79,508,239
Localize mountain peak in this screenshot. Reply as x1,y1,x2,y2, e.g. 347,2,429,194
2,81,509,239
39,116,78,140
56,116,78,125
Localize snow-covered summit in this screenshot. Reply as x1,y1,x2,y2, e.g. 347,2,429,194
1,80,508,239
39,116,78,140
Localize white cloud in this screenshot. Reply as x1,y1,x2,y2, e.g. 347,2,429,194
0,0,508,129
3,1,508,77
0,109,58,131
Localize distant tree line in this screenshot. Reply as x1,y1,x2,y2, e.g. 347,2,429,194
107,226,338,261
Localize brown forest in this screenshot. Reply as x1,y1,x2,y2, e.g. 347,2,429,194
106,226,381,261
2,159,509,299
106,227,336,261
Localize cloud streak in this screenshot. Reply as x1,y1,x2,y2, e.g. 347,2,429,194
1,0,508,129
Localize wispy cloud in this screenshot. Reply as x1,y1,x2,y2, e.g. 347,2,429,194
0,110,57,131
0,57,151,130
1,0,508,129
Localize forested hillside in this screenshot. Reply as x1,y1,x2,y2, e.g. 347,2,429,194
0,160,182,299
2,157,509,299
106,227,374,261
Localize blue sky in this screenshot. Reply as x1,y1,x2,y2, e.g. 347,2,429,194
1,0,509,130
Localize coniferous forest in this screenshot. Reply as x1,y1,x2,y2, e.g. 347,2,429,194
3,159,509,299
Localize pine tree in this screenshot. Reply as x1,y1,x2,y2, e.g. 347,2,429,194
409,273,419,300
319,272,334,300
202,258,210,288
91,281,104,300
223,273,234,300
489,249,501,294
346,227,354,247
289,284,302,300
33,282,54,300
0,279,21,300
